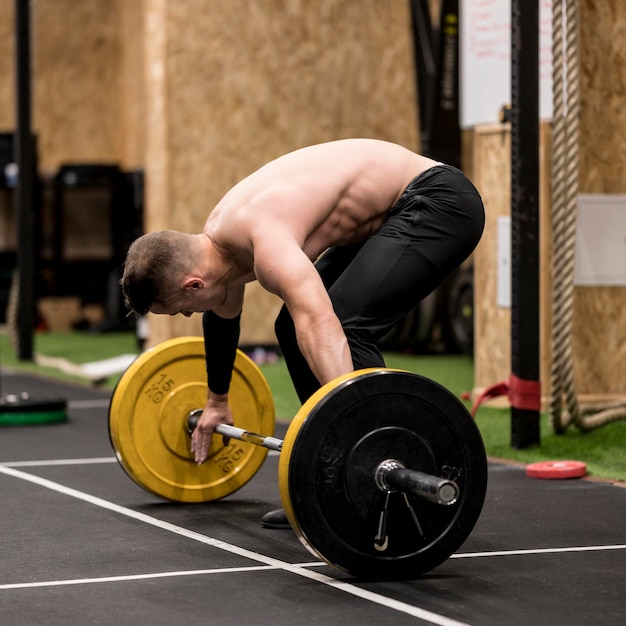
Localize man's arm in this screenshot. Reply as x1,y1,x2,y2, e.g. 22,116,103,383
191,286,244,464
254,236,353,385
202,310,241,396
203,284,244,395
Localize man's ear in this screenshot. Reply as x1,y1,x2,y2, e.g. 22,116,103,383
182,277,205,291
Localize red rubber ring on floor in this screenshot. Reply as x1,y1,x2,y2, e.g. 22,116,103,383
526,460,587,479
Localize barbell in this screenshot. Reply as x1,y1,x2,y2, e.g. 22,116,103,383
108,337,488,580
187,412,461,506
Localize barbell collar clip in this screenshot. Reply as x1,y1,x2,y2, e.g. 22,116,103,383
375,459,459,506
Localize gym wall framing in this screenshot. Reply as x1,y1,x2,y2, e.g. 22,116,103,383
0,0,624,402
471,0,626,402
0,0,419,345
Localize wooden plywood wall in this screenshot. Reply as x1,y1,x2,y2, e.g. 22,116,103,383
0,0,418,345
471,125,512,392
119,0,146,170
0,0,130,299
471,123,552,398
472,0,626,402
573,0,626,397
32,0,123,172
143,0,419,345
0,1,15,130
1,0,125,171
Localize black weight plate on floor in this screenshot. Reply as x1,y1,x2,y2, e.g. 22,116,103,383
279,369,488,581
0,393,68,425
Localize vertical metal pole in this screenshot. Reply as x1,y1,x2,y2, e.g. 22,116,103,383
410,0,437,154
428,0,461,169
510,0,541,447
14,0,35,360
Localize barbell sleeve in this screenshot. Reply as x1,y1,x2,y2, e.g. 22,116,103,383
375,459,459,506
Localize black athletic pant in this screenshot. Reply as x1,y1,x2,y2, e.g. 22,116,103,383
275,164,485,404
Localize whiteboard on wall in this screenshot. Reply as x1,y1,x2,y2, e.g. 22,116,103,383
460,0,554,128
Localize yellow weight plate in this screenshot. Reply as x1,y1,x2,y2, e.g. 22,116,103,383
109,337,275,503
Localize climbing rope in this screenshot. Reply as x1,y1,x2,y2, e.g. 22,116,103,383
549,0,626,432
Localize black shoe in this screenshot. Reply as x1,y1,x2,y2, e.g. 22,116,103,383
261,508,290,529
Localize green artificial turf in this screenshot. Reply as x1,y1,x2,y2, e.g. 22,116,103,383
258,351,626,483
475,409,626,482
1,331,624,482
0,331,139,388
258,352,476,420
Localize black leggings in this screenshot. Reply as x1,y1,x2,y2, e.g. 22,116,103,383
275,164,485,403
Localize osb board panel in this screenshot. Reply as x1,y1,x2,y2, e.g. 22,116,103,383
147,0,418,344
472,125,512,390
472,119,624,399
538,124,553,394
579,0,626,194
572,0,626,395
0,1,15,129
31,0,123,172
144,311,201,350
143,0,170,234
572,288,626,395
1,0,138,170
119,0,146,169
163,0,418,232
472,123,553,396
141,0,174,347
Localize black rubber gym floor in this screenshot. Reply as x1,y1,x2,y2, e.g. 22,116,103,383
1,368,625,626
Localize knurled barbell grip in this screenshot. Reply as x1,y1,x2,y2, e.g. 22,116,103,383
216,423,283,452
376,459,459,506
187,410,282,451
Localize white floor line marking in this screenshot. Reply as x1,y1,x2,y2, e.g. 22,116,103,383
0,454,279,467
452,545,626,559
0,562,329,591
1,458,118,468
0,465,470,626
0,566,277,590
0,452,277,466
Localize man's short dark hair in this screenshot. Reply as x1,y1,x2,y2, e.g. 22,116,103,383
121,230,191,315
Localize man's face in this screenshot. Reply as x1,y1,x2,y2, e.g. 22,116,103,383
150,298,195,317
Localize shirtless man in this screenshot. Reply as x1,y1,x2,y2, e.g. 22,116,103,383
121,139,484,527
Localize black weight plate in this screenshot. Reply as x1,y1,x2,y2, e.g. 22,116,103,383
279,369,487,581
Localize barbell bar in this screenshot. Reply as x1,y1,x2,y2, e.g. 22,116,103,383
188,410,459,507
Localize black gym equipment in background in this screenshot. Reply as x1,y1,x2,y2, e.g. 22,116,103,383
0,0,67,425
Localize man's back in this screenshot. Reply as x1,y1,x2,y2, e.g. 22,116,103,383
206,139,438,260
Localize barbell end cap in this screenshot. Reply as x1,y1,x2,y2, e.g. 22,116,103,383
437,482,460,506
